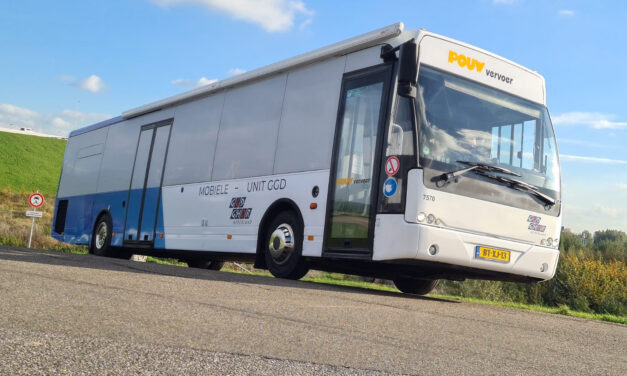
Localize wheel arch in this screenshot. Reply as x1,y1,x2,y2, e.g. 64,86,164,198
254,198,304,269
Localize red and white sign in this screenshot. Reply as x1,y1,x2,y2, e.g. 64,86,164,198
28,193,45,208
385,156,400,176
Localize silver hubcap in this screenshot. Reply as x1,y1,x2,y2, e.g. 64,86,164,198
95,222,108,249
268,223,294,265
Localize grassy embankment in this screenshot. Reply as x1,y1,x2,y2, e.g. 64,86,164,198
0,132,83,251
0,131,624,324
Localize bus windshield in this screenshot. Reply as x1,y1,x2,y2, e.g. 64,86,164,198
416,66,560,202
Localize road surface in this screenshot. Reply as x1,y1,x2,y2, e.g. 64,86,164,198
0,245,625,375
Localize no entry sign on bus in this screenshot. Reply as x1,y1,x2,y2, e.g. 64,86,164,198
385,156,400,176
29,192,45,208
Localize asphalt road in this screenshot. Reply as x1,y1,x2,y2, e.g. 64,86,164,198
0,246,625,375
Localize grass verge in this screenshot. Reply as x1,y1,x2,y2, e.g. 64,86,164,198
221,268,626,324
429,294,627,325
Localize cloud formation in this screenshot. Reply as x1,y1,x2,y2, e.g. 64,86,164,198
0,103,110,136
552,112,627,129
227,68,247,76
59,74,107,93
151,0,314,32
593,204,621,218
76,75,107,93
558,9,575,16
560,154,627,164
171,77,218,88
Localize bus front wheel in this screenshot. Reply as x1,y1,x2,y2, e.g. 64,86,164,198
393,278,439,295
264,211,309,280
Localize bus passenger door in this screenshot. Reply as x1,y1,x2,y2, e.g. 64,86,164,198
124,121,172,244
324,65,392,256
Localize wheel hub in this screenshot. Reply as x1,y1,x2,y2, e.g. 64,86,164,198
95,222,108,250
268,223,294,265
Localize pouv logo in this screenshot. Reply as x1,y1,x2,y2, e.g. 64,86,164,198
448,50,485,73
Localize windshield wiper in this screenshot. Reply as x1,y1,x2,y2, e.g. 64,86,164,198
433,160,520,187
475,170,556,208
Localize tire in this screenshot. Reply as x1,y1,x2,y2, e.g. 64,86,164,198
186,259,225,271
91,215,113,257
264,211,309,280
393,278,439,295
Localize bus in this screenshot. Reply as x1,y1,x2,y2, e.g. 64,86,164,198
52,23,562,295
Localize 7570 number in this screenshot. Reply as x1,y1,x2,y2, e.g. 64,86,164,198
423,194,435,202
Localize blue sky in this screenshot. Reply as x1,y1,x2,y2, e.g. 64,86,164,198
0,0,625,232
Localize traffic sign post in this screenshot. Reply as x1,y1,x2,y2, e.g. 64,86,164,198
27,192,45,248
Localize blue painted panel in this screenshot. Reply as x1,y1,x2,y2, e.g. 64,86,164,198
153,194,166,249
124,189,144,241
139,187,160,242
51,190,128,246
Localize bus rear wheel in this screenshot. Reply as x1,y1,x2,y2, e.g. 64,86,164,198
264,211,309,280
393,278,439,295
91,215,113,257
186,259,224,271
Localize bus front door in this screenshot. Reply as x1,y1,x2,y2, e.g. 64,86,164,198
324,65,392,256
124,121,171,244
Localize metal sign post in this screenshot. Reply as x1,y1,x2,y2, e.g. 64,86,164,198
27,192,45,249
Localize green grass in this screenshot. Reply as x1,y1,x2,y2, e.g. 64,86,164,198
0,132,66,195
146,256,188,267
222,268,626,324
430,294,627,325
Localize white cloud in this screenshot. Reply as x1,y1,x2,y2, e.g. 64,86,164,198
171,76,218,88
151,0,314,32
593,204,621,218
51,117,72,129
60,74,107,93
617,183,627,191
558,9,575,16
75,74,107,93
560,154,627,164
299,18,312,30
557,138,612,149
0,103,111,137
227,68,247,76
552,112,627,129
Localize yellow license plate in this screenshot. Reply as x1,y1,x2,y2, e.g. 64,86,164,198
475,246,510,263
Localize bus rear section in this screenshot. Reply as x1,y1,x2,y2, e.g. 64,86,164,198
51,23,561,294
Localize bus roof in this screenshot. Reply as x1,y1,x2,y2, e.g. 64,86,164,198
121,22,405,120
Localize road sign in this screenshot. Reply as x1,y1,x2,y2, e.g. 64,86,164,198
29,193,45,208
26,211,43,218
383,178,397,197
385,156,400,176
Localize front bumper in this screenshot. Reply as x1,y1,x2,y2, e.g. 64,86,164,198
373,214,559,280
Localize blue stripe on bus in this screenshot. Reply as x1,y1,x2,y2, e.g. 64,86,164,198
51,188,162,248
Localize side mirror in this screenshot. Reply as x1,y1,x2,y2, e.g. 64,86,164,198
387,123,404,156
398,41,418,98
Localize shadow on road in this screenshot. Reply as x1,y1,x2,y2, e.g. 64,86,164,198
0,245,458,304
